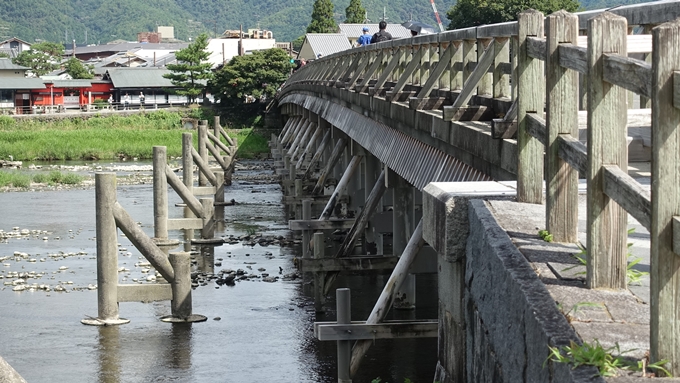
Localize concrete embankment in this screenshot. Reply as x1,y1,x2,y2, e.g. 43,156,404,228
0,356,26,383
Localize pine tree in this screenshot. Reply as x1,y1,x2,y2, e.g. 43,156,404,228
306,0,338,34
345,0,366,24
163,33,213,104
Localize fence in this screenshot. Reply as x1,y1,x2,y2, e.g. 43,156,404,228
280,1,680,375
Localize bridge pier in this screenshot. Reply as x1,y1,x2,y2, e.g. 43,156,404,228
390,169,416,310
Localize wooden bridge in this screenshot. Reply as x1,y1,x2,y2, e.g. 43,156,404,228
271,1,680,380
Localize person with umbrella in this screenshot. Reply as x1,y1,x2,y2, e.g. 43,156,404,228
357,26,372,46
402,20,436,35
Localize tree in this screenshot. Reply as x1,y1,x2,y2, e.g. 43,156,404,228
64,58,94,79
163,33,213,104
306,0,337,34
446,0,580,29
12,42,64,76
292,35,306,52
209,48,293,105
345,0,366,24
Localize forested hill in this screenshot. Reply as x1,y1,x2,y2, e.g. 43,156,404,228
0,0,656,45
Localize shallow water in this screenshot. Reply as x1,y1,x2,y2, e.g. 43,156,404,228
0,161,437,382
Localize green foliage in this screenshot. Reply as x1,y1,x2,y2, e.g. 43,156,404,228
210,48,293,105
446,0,580,29
164,33,213,104
538,229,553,243
0,52,10,59
0,171,31,188
65,58,94,79
345,0,366,23
292,36,306,52
13,42,65,76
306,0,338,33
547,340,672,377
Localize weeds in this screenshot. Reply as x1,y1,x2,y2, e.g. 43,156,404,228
547,340,671,377
563,228,648,285
538,229,553,242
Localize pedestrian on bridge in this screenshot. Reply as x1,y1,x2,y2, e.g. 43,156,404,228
357,27,372,46
370,21,392,43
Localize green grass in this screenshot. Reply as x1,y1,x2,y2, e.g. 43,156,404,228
0,170,85,188
0,108,271,161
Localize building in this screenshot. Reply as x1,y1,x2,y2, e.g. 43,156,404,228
103,67,189,105
0,58,45,114
138,32,162,44
66,42,188,61
0,37,31,59
297,34,352,60
156,26,175,40
338,24,413,46
205,37,277,68
32,80,113,109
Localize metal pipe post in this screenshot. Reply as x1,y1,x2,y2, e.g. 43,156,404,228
313,232,325,312
336,288,352,383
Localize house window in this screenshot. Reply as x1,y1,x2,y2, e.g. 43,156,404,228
0,90,12,103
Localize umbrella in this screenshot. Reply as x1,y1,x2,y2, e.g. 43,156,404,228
401,21,436,35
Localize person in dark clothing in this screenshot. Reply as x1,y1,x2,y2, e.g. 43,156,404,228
370,20,393,43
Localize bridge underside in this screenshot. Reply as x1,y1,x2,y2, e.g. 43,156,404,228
278,83,518,185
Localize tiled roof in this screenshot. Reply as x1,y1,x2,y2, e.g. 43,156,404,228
0,78,45,89
105,68,175,88
303,34,352,57
49,80,93,88
0,58,29,71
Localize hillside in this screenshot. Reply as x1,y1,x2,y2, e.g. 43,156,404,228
0,0,656,45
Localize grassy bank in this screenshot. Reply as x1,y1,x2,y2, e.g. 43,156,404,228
0,108,272,161
0,170,85,188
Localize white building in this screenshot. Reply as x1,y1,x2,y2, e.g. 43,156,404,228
205,38,277,68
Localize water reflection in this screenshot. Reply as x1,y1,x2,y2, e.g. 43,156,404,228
97,326,121,383
166,324,193,370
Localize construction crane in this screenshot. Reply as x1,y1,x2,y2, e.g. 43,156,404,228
429,0,445,32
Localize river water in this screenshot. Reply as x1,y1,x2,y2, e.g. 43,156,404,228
0,160,436,383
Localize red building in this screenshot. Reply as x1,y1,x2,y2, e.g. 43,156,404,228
32,80,113,109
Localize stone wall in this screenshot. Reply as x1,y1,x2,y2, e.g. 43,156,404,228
423,183,603,383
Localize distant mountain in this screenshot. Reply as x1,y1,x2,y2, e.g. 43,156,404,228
0,0,656,45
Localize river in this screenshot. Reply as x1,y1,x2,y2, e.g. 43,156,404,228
0,160,436,383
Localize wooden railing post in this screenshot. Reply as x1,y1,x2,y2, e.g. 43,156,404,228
477,38,493,96
198,121,209,186
517,9,545,204
546,11,579,243
493,37,510,99
650,18,680,375
586,12,628,289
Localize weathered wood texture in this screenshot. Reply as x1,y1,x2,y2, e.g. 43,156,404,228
602,165,651,231
315,320,438,341
546,11,579,243
586,12,628,290
517,10,546,204
349,220,425,377
650,19,680,375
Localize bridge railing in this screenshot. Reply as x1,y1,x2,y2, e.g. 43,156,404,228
282,1,680,374
516,9,680,374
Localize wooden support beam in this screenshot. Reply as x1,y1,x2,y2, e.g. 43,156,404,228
546,10,579,243
557,135,588,175
355,50,384,92
450,39,495,109
558,44,587,74
167,218,204,230
319,155,362,219
491,99,518,139
650,19,680,374
526,36,547,61
586,12,628,290
408,96,449,110
349,220,425,377
303,130,331,179
414,43,456,101
314,320,438,341
603,54,652,99
443,105,493,121
602,165,651,231
289,219,355,230
117,284,172,303
517,10,545,204
312,138,347,195
386,46,423,102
